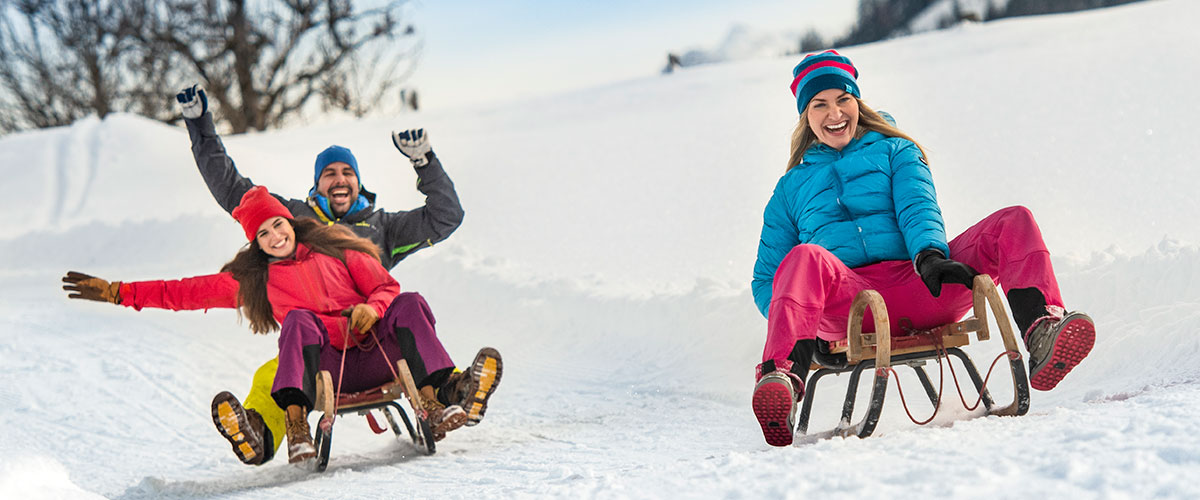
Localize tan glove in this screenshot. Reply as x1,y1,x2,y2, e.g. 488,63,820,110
346,303,380,335
61,271,122,304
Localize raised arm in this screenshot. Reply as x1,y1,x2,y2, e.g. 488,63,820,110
176,85,256,214
383,129,466,263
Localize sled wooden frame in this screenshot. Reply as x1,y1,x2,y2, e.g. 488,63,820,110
309,359,437,472
796,274,1031,439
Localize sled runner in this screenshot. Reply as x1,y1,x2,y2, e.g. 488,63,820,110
796,275,1031,439
310,359,437,472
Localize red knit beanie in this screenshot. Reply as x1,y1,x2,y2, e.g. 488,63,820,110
232,186,292,242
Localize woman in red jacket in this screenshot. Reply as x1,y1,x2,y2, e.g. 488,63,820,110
62,186,502,464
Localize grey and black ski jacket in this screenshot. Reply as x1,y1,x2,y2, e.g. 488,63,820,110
184,113,464,270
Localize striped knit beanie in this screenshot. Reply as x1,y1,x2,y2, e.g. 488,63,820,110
789,50,860,116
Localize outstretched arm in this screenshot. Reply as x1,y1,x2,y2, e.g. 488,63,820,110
383,129,466,263
176,85,256,214
64,270,240,312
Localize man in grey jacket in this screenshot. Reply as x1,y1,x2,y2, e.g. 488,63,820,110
177,85,464,269
175,85,490,466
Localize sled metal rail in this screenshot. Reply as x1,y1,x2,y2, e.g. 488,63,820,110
797,275,1031,439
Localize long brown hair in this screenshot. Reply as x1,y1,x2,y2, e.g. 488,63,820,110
786,97,928,171
220,218,383,334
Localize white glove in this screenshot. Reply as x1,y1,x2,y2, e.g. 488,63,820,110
175,84,207,120
392,128,432,167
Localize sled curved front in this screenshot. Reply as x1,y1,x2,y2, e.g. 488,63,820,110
968,275,1031,417
796,274,1030,440
835,289,890,438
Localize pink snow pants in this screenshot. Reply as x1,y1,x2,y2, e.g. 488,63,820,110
762,206,1064,367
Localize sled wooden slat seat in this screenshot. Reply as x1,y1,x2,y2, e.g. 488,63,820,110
326,381,406,411
796,275,1031,440
811,319,980,372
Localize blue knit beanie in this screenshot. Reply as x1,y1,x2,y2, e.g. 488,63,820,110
790,50,860,116
312,145,361,188
308,145,369,218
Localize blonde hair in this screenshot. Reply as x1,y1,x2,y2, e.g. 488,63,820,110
786,98,928,171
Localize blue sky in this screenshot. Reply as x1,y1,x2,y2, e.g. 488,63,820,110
408,1,857,110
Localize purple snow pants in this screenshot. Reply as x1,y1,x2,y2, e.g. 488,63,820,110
762,206,1064,368
272,292,455,408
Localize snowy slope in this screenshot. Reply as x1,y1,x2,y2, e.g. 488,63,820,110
2,0,1199,498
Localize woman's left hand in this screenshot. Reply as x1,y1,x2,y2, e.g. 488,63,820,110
914,250,978,297
346,303,380,335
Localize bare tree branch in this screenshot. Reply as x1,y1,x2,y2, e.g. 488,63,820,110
0,0,418,135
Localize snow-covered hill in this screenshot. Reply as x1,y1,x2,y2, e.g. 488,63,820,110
2,0,1198,498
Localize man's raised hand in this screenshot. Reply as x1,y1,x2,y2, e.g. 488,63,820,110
392,128,431,167
175,84,208,120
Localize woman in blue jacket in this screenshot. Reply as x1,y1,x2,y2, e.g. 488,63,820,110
751,50,1095,446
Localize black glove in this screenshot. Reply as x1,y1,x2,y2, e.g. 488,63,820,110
175,84,208,119
62,271,122,304
914,249,978,298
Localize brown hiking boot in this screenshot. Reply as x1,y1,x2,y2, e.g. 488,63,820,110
440,347,503,427
418,386,466,441
211,391,272,465
284,405,316,464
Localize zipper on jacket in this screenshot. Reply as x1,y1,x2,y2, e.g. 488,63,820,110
828,161,870,261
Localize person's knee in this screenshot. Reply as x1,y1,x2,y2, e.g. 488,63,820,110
388,292,425,310
384,292,433,325
251,358,278,388
278,310,325,346
999,205,1037,225
281,309,319,329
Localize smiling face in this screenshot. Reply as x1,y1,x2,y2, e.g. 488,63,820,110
316,162,360,217
806,88,860,151
255,216,296,258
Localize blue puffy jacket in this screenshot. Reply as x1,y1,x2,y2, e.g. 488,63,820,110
751,130,949,318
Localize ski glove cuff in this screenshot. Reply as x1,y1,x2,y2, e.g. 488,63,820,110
392,128,432,167
914,249,978,298
176,84,208,120
62,271,122,304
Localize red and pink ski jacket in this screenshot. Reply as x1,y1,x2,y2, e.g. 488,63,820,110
118,244,399,349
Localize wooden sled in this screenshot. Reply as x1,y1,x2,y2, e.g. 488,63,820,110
310,359,437,472
796,275,1030,439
